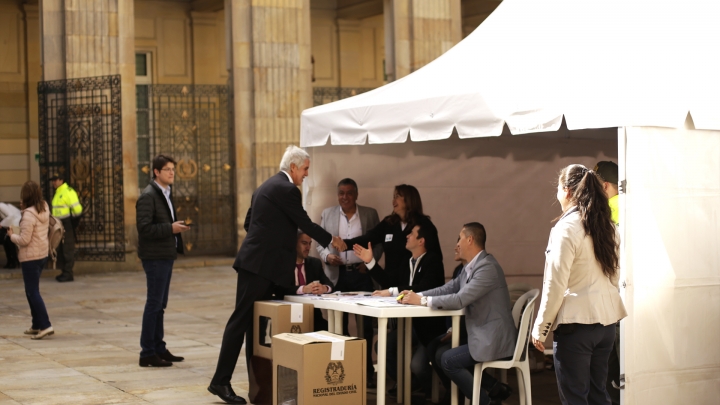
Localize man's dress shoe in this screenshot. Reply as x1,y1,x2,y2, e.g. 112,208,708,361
158,350,184,362
207,383,247,404
139,354,172,367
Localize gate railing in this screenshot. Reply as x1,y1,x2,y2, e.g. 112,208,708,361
38,75,125,262
313,86,375,106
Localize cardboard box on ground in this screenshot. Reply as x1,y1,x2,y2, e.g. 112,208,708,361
273,331,366,405
250,301,315,405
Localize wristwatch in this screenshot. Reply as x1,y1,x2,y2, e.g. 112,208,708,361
420,296,428,307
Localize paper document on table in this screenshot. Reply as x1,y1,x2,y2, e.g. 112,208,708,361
355,298,403,307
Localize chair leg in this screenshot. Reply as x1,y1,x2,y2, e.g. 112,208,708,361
517,363,532,405
472,364,485,405
500,369,507,384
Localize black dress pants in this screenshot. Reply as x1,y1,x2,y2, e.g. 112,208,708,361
211,269,274,386
56,218,75,276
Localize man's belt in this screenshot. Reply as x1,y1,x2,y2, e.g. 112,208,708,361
339,263,362,272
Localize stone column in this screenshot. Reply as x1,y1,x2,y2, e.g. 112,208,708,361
226,0,312,246
39,0,139,271
384,0,461,81
24,4,41,183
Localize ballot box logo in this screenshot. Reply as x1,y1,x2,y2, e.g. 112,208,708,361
324,361,346,385
290,325,302,333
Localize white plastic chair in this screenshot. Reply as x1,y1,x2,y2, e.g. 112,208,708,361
471,288,540,405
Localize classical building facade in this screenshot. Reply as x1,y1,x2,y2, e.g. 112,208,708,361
0,0,499,270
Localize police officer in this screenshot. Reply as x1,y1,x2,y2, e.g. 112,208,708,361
50,173,83,282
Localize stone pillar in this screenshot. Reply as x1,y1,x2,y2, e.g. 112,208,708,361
337,19,361,88
39,0,139,271
227,0,312,246
384,0,461,81
24,4,41,184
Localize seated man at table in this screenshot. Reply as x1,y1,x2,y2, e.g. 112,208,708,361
293,230,334,330
399,223,516,405
353,221,446,397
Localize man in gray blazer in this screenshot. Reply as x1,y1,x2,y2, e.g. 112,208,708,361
401,222,516,404
316,178,382,386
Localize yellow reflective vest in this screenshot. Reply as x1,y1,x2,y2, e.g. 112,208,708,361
52,183,83,219
608,194,619,225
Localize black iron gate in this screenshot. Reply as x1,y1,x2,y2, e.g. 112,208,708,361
136,84,235,255
38,75,125,261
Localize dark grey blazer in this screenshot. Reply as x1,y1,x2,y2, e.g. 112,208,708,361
136,182,183,261
421,251,517,362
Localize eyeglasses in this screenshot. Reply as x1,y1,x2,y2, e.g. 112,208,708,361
161,168,175,172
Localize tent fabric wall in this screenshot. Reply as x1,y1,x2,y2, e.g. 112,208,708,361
305,126,617,286
622,126,720,404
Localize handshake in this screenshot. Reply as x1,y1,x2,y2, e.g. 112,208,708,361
331,236,347,252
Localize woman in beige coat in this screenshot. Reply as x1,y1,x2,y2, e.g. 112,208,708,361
8,181,54,340
531,164,627,405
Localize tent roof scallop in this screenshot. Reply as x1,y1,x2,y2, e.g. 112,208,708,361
300,0,720,147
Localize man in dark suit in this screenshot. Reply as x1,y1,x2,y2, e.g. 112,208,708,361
293,230,333,331
208,146,346,405
136,154,190,367
400,223,516,404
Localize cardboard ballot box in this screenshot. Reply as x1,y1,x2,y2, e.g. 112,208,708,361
272,331,366,405
253,300,314,360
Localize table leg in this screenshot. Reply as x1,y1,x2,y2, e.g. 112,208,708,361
328,310,335,333
397,318,404,404
357,314,364,337
377,317,388,405
451,315,460,405
404,317,412,405
334,310,344,335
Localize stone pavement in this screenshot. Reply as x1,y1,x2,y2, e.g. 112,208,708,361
0,264,561,405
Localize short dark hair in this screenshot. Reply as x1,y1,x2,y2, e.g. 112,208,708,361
297,229,307,238
337,178,358,191
152,154,176,179
462,222,486,249
414,222,427,242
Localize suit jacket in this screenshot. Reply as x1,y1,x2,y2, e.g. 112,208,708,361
235,172,332,289
422,251,517,362
369,250,445,295
299,256,334,290
316,204,382,286
136,182,183,260
344,215,442,289
531,208,627,342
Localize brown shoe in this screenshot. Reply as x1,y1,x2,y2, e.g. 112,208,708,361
24,328,40,335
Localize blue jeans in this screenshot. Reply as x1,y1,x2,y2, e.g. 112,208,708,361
22,258,51,330
440,344,497,405
553,323,616,405
140,259,174,358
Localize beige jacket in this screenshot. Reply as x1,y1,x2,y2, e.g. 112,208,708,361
10,202,50,263
532,207,627,342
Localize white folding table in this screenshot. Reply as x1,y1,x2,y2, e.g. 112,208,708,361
285,295,463,405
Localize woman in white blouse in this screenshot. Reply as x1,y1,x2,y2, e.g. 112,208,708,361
531,164,627,405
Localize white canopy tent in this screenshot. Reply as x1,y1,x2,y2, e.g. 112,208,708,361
299,0,720,404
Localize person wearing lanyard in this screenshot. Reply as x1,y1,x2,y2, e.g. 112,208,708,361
531,164,627,405
354,220,446,398
317,178,381,387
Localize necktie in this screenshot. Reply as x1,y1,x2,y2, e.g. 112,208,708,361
296,263,306,286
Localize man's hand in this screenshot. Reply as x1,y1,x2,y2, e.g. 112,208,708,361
331,236,347,252
401,291,422,305
372,289,391,297
326,254,343,266
172,221,190,234
531,336,545,352
302,281,327,295
6,227,13,236
352,242,373,264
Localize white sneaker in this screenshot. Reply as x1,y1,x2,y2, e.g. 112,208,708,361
31,326,54,340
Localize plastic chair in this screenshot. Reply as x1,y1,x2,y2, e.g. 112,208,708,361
471,289,540,405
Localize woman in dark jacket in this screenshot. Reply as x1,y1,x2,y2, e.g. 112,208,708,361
344,184,441,289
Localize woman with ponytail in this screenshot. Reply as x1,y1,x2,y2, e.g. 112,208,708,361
531,164,627,405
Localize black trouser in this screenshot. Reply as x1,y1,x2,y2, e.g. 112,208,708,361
1,228,19,266
56,218,75,276
336,269,375,378
212,269,274,386
554,323,616,405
